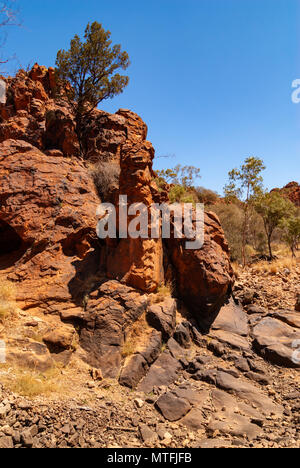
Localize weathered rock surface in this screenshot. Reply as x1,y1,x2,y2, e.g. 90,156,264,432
119,330,162,388
165,211,234,331
138,351,182,393
252,317,300,368
2,65,299,449
295,294,300,312
212,300,249,336
146,299,176,341
79,281,148,377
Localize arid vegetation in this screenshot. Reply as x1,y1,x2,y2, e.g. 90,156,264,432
155,160,300,265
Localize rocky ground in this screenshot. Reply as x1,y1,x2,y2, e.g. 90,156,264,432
0,263,299,449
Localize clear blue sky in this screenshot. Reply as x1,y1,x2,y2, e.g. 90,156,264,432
3,0,300,194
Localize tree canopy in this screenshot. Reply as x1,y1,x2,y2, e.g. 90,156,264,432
55,21,130,137
224,157,266,266
255,191,295,258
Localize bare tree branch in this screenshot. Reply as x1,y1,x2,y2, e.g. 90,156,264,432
0,1,20,28
0,1,20,72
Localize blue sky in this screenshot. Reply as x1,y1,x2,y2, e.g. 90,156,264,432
3,0,300,194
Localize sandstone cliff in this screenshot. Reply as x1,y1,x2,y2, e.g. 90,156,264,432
0,64,233,377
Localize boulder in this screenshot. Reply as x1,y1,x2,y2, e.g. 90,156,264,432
209,329,251,351
79,281,148,378
155,392,191,421
119,330,162,388
269,310,300,329
0,138,99,312
119,354,148,389
252,317,300,368
6,338,54,372
138,351,182,393
212,300,249,336
105,138,164,293
146,299,176,341
165,211,234,331
173,322,192,349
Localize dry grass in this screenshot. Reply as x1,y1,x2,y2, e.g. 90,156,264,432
251,257,297,275
0,280,17,322
91,161,120,201
150,281,174,305
121,314,152,358
232,262,242,279
2,365,64,398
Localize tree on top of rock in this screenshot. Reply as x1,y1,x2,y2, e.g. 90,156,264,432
55,21,130,154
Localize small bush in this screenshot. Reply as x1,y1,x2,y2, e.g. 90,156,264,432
150,282,174,305
210,203,244,262
91,161,120,201
122,315,152,358
194,186,220,205
251,258,297,275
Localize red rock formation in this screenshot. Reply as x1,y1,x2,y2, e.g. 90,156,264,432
271,182,300,207
0,138,99,313
0,64,234,373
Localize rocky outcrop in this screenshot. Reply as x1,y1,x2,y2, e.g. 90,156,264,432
272,181,300,207
0,64,234,379
104,137,165,293
0,138,99,313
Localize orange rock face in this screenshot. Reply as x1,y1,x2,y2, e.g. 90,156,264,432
0,64,234,370
105,138,164,293
0,138,99,312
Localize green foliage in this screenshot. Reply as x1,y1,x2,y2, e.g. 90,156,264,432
224,157,265,201
156,165,201,188
211,202,267,263
224,157,266,265
280,214,300,257
211,203,243,261
155,164,201,205
255,191,295,258
169,185,197,204
55,21,130,152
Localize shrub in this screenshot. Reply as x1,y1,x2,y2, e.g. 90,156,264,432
91,161,120,201
169,185,198,204
150,282,175,304
121,314,152,358
55,22,130,155
210,203,244,262
194,186,220,205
